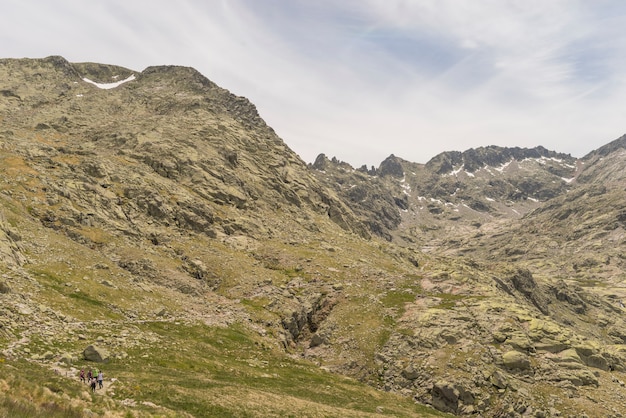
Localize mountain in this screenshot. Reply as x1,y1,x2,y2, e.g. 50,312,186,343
1,56,626,417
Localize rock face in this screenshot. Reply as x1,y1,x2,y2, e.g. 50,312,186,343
1,56,626,417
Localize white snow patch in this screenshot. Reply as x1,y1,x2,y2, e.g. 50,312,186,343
83,74,136,89
400,176,411,195
561,177,575,183
495,159,513,173
485,197,495,202
528,197,539,202
446,166,464,177
76,94,83,97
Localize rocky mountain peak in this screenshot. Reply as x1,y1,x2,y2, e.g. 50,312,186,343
378,154,406,178
583,132,626,159
426,145,575,175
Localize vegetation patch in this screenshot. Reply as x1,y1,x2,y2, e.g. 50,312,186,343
95,321,449,417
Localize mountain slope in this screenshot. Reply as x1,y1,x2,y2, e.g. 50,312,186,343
1,56,626,417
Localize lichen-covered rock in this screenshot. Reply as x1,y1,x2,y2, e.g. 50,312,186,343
557,348,583,364
502,351,531,370
83,345,110,363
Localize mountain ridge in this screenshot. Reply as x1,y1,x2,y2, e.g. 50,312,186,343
1,56,626,417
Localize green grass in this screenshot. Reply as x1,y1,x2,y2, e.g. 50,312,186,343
381,287,420,308
429,293,487,310
98,321,451,417
0,397,83,418
0,359,95,417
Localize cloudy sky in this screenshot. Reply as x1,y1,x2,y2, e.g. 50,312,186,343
3,1,626,166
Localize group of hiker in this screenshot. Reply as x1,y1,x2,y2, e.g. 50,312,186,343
79,367,104,392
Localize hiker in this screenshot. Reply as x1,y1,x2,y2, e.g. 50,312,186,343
87,369,93,382
97,370,104,389
79,369,85,383
90,377,97,392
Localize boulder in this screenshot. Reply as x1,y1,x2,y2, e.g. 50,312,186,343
558,348,582,364
507,332,532,351
584,354,609,371
431,380,459,413
401,365,420,380
502,351,531,370
83,345,110,363
60,353,74,365
309,333,326,348
490,370,508,389
554,368,599,387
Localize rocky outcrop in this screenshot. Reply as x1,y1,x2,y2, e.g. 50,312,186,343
310,154,405,240
426,145,575,175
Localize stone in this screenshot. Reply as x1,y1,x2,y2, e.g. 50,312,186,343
401,365,420,380
558,348,583,364
502,350,531,370
507,332,533,351
17,305,33,315
309,333,326,348
60,353,74,365
490,370,508,389
83,345,110,363
583,353,608,371
0,281,9,294
431,380,459,413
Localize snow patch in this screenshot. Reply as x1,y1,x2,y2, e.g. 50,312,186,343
399,176,411,195
83,74,136,89
495,159,513,173
445,166,464,177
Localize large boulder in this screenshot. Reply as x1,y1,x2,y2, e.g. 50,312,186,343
431,380,459,413
502,350,531,370
83,345,110,363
